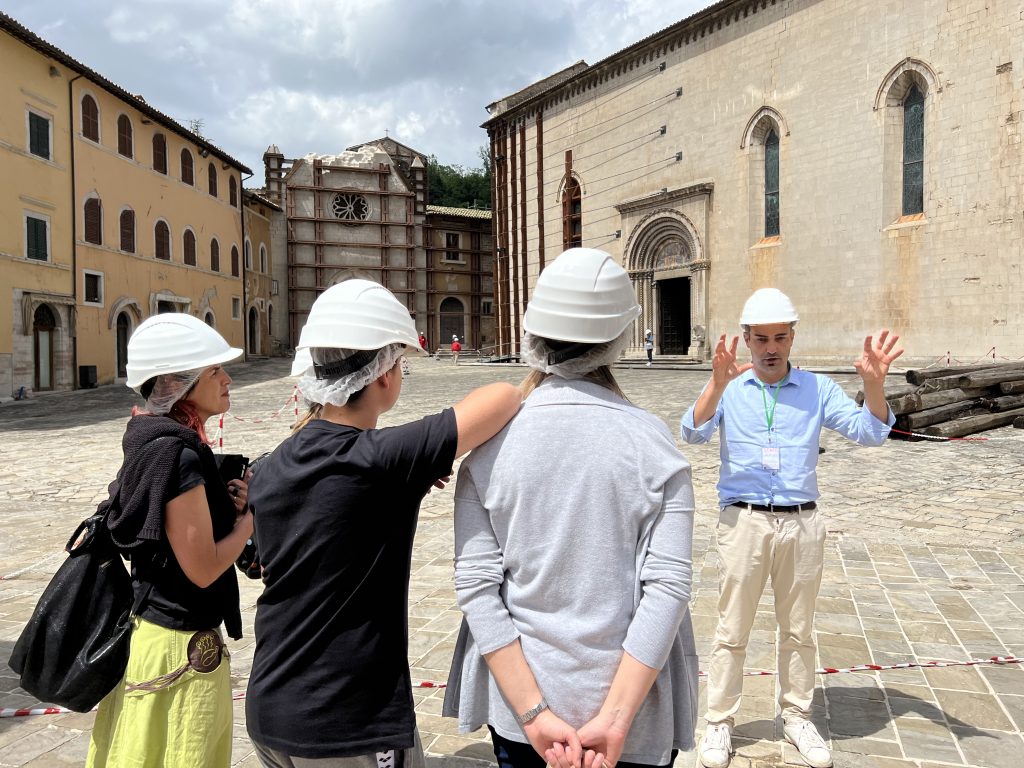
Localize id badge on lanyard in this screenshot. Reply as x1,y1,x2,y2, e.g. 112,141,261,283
760,376,786,471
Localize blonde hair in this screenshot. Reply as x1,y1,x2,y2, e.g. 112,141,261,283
291,403,323,433
519,366,628,401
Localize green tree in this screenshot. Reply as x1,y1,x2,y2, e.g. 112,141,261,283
427,147,491,208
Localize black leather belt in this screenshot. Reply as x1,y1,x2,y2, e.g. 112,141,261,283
730,501,817,513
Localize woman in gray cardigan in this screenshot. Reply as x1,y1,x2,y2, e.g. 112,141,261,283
443,248,698,768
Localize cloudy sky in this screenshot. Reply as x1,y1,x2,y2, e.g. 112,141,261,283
5,0,711,179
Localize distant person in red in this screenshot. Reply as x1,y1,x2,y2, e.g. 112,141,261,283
451,335,462,366
419,332,428,351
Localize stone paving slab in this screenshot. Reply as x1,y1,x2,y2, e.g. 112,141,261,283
1,358,1023,767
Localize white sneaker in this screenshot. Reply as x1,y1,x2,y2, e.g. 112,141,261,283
784,720,832,768
645,361,652,366
699,722,732,768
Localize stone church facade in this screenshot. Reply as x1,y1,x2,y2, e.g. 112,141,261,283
262,138,494,352
484,0,1023,365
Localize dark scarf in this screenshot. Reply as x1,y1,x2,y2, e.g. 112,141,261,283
106,414,242,639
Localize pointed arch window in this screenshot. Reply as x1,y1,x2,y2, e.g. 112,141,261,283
562,177,582,249
208,163,218,197
210,239,220,272
81,95,99,141
153,134,167,174
902,85,925,216
117,115,133,158
764,129,780,237
84,198,102,245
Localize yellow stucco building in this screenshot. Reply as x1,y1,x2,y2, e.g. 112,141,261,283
1,12,251,395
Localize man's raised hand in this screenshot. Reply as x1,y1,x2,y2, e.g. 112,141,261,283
854,329,904,385
712,334,753,386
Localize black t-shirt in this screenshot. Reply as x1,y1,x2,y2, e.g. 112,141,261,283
245,409,458,758
133,447,230,632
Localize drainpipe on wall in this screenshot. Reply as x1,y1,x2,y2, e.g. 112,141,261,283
239,171,252,359
68,72,83,389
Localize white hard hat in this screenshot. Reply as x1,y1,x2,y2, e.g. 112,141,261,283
645,329,652,334
290,347,313,377
297,279,425,356
739,288,799,326
523,248,640,343
125,313,242,392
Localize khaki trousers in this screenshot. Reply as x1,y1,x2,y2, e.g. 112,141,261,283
705,504,826,726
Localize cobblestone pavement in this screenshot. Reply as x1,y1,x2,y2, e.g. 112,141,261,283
1,357,1023,768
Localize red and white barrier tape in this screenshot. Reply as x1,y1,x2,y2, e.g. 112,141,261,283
890,428,1023,442
3,657,1020,718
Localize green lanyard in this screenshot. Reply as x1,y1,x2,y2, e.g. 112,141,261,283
758,375,787,432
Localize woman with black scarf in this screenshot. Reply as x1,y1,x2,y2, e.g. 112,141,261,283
87,313,254,768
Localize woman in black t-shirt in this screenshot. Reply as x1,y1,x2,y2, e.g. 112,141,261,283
87,314,254,768
246,280,520,768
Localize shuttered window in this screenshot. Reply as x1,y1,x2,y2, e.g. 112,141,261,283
181,149,194,185
231,245,239,277
183,230,197,266
210,239,220,272
153,134,167,174
155,221,170,260
81,95,99,141
229,176,238,207
117,115,133,158
208,164,218,197
84,198,102,245
26,216,48,261
29,112,51,159
562,177,582,249
119,209,135,253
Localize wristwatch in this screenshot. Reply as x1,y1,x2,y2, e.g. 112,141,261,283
515,698,548,725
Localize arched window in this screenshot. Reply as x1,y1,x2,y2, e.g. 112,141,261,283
231,245,240,277
210,238,220,272
84,197,102,245
562,177,582,249
81,95,99,141
204,312,215,328
155,221,170,260
244,239,252,270
229,176,238,207
119,209,135,253
208,163,218,197
902,85,925,216
152,134,167,174
183,229,197,266
259,244,268,273
180,149,194,185
764,129,780,237
117,115,133,158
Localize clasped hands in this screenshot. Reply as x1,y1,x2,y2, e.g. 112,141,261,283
525,708,627,768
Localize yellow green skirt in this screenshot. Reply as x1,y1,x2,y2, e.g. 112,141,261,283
86,618,232,768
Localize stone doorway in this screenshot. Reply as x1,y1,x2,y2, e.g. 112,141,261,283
657,277,691,355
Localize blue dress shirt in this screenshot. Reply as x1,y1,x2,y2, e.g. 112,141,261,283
680,367,894,507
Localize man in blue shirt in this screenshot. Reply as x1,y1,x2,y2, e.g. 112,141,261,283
681,288,902,768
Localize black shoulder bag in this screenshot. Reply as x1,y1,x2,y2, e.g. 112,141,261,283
8,484,153,712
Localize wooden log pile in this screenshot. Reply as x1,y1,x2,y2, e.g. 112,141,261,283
855,363,1024,439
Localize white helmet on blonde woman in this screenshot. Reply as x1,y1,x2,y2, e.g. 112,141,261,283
297,279,424,355
523,248,640,343
125,313,242,393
